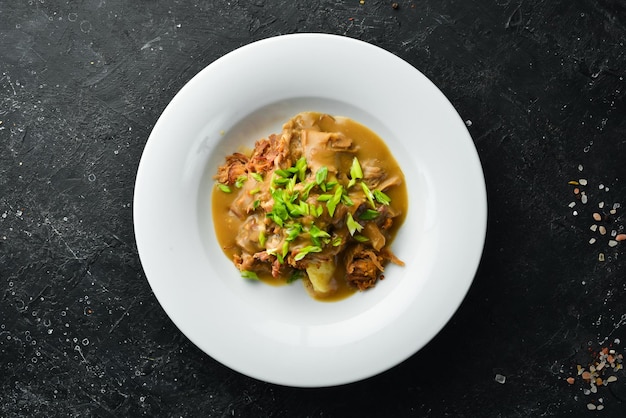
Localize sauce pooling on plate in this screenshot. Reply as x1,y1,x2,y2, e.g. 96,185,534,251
212,112,407,301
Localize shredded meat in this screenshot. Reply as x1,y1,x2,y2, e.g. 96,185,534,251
344,244,386,290
361,158,402,191
215,153,248,185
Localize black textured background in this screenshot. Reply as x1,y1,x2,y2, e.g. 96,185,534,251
2,1,626,416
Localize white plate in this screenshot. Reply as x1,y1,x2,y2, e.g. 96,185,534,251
134,33,487,387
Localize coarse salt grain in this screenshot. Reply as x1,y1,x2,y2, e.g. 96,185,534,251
593,213,602,221
599,253,605,262
587,403,596,410
597,405,604,411
581,194,588,204
599,184,605,189
578,164,583,171
589,238,596,244
568,201,576,208
607,376,617,383
599,201,605,208
579,179,588,185
495,374,506,384
608,240,618,247
599,226,607,235
590,224,598,232
610,209,617,215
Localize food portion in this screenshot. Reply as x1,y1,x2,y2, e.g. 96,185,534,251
212,112,407,300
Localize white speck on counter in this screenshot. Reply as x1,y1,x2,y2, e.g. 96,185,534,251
494,374,506,384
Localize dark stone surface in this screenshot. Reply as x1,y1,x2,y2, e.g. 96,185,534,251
1,0,625,416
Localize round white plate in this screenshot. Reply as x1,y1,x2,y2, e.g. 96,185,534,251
134,33,487,387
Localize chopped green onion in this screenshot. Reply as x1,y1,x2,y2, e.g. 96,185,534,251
258,230,267,247
272,177,291,186
309,225,331,239
235,175,248,188
359,209,379,220
249,187,260,195
360,182,375,208
282,241,289,259
285,223,302,241
373,189,391,205
326,185,343,217
315,166,328,185
346,212,364,236
316,194,332,202
251,172,263,182
295,157,307,182
350,157,363,180
341,194,354,206
294,245,322,261
300,182,316,200
347,157,363,188
266,212,284,227
287,175,297,192
354,235,369,243
274,169,292,178
252,199,261,210
218,184,232,193
241,270,259,280
325,181,338,190
331,236,342,247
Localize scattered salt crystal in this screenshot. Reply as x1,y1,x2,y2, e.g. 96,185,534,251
599,226,607,235
494,374,506,384
615,338,621,344
590,224,598,232
599,184,604,189
583,388,591,395
568,201,576,208
593,212,602,221
607,376,617,383
599,253,605,262
608,240,618,247
579,179,588,185
587,403,596,410
597,405,604,411
578,164,584,171
590,384,598,393
589,238,596,244
614,203,621,209
610,209,617,215
581,194,588,204
599,201,605,208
